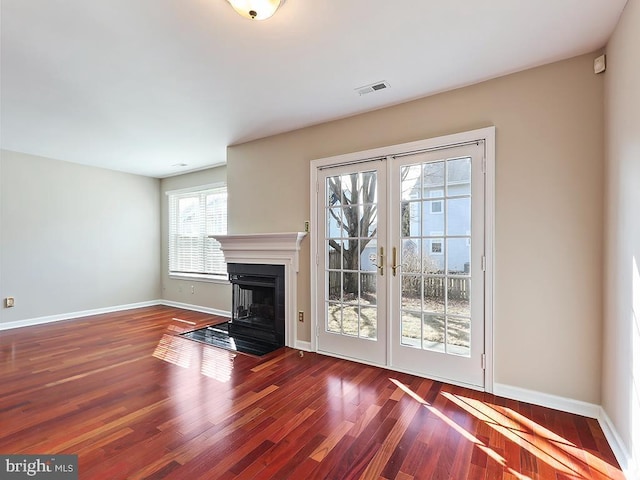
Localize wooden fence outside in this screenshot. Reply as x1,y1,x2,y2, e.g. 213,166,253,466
327,251,469,300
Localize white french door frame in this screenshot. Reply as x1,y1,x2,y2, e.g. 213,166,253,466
309,127,495,393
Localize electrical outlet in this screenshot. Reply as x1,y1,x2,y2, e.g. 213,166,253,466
191,285,195,294
5,297,15,308
304,221,310,233
298,311,304,322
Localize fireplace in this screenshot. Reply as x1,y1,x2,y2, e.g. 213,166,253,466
210,232,307,349
228,263,285,348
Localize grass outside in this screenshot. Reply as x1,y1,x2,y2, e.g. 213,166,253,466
327,295,470,349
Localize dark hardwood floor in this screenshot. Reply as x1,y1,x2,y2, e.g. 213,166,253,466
0,306,624,479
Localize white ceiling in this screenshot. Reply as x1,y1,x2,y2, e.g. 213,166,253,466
0,0,628,178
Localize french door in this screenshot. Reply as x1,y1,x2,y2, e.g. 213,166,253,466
389,143,485,387
316,161,388,365
314,132,490,390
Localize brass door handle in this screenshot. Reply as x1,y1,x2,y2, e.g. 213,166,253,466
392,246,399,276
373,246,384,276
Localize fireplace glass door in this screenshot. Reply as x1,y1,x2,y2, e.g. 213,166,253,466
228,263,285,348
232,279,275,331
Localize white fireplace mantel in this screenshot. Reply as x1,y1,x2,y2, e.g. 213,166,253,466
211,232,307,272
209,232,307,348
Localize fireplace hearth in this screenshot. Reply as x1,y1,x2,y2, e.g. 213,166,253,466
180,322,280,356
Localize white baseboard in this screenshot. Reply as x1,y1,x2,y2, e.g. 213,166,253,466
295,340,312,351
494,383,636,480
158,300,230,318
598,407,638,480
493,383,600,418
0,300,162,331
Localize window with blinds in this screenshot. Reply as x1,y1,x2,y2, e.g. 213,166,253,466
168,185,227,277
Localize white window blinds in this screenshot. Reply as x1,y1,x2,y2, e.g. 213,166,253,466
168,185,227,276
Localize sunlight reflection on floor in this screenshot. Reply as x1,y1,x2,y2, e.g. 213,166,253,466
153,334,192,368
390,378,623,480
201,346,234,382
442,392,619,479
389,378,528,479
152,319,235,383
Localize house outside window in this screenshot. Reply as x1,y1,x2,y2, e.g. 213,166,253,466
167,184,227,279
429,189,444,214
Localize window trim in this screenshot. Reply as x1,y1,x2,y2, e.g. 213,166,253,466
165,182,226,197
168,272,229,284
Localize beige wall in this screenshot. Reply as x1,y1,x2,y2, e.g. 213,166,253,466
0,51,608,408
604,0,640,472
160,166,232,313
228,53,605,403
0,150,161,324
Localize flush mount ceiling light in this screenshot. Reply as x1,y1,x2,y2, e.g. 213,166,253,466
226,0,286,20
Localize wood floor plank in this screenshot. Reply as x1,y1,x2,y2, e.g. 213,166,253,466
0,306,625,480
310,419,355,462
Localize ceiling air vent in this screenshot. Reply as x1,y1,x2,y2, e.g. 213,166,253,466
355,81,390,96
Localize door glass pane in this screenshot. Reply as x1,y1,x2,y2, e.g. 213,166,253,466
328,270,341,301
325,170,378,340
447,157,471,196
342,305,359,336
402,239,421,273
327,303,341,333
360,307,377,339
423,161,445,191
446,197,470,236
360,273,376,305
423,238,445,274
402,275,421,311
447,316,470,356
342,239,360,271
401,311,421,347
422,200,444,236
424,277,445,313
343,206,360,237
447,238,470,275
361,171,377,199
423,314,445,352
363,205,377,236
448,277,470,316
341,173,358,204
327,207,344,237
327,240,341,269
327,175,342,206
401,201,421,237
361,239,377,272
342,272,358,302
401,165,421,200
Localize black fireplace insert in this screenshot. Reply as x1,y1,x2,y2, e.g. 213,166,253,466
227,263,285,348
